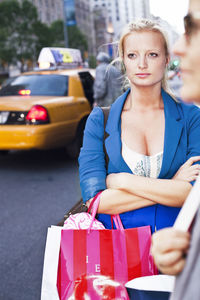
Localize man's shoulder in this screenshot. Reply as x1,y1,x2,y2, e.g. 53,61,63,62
107,64,122,76
96,63,108,71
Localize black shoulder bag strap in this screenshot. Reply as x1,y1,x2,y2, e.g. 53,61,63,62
101,106,110,169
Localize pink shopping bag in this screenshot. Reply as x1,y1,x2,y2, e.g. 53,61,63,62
57,225,157,299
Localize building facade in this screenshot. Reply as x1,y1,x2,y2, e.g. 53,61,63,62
89,0,150,40
74,0,96,57
131,0,150,20
28,0,63,25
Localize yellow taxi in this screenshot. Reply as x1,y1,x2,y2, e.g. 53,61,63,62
0,48,94,157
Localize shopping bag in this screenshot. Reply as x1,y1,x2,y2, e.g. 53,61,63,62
125,274,175,300
41,226,62,300
57,213,158,299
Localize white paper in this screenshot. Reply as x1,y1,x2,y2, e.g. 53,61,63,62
41,226,62,300
173,175,200,231
125,275,175,292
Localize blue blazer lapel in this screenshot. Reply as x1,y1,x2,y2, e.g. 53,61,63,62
105,89,132,173
159,90,184,178
104,89,184,176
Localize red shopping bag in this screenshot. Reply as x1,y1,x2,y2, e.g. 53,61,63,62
57,225,157,299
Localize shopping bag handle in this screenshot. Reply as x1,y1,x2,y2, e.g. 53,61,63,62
87,191,102,232
87,191,102,215
111,214,124,230
87,192,125,231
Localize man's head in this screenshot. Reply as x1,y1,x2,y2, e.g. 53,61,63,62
96,52,110,64
173,0,200,103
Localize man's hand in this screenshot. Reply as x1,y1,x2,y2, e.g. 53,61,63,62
151,228,190,275
173,156,200,182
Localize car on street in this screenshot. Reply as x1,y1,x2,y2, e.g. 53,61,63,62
0,48,94,157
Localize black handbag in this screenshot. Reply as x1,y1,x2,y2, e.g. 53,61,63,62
57,107,110,226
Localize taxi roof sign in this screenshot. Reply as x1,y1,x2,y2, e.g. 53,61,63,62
38,47,83,68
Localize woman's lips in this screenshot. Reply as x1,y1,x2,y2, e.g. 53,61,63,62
135,73,151,78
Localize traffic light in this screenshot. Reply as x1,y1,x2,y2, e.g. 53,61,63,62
173,59,179,68
171,59,179,70
169,59,180,71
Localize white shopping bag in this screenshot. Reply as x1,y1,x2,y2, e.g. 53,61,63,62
41,226,62,300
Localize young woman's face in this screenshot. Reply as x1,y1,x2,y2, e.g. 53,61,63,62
173,0,200,103
123,31,168,89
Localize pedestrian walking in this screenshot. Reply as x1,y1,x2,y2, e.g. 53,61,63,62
93,51,123,107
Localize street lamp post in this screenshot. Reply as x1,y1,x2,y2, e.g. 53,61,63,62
63,0,68,48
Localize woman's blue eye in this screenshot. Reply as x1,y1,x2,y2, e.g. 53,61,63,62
128,53,136,58
149,52,158,57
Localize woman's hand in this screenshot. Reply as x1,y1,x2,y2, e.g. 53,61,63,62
173,156,200,182
151,228,190,275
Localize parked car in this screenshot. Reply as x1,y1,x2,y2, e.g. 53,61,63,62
0,51,95,157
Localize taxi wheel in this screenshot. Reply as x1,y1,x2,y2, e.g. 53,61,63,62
66,127,84,159
66,118,87,159
66,136,82,159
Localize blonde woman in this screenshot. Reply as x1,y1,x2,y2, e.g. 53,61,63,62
79,19,200,231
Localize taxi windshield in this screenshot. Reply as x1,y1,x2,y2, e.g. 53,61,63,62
0,74,68,96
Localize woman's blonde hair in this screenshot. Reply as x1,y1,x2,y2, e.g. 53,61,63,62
115,18,176,99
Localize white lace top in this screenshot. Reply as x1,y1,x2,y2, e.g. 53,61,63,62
122,140,163,178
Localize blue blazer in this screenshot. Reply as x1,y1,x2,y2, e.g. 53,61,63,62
79,89,200,232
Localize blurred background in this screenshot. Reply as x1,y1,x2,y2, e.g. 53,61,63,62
0,0,188,77
0,1,189,300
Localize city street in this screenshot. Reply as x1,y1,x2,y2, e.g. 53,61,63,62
0,149,81,300
0,0,190,298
